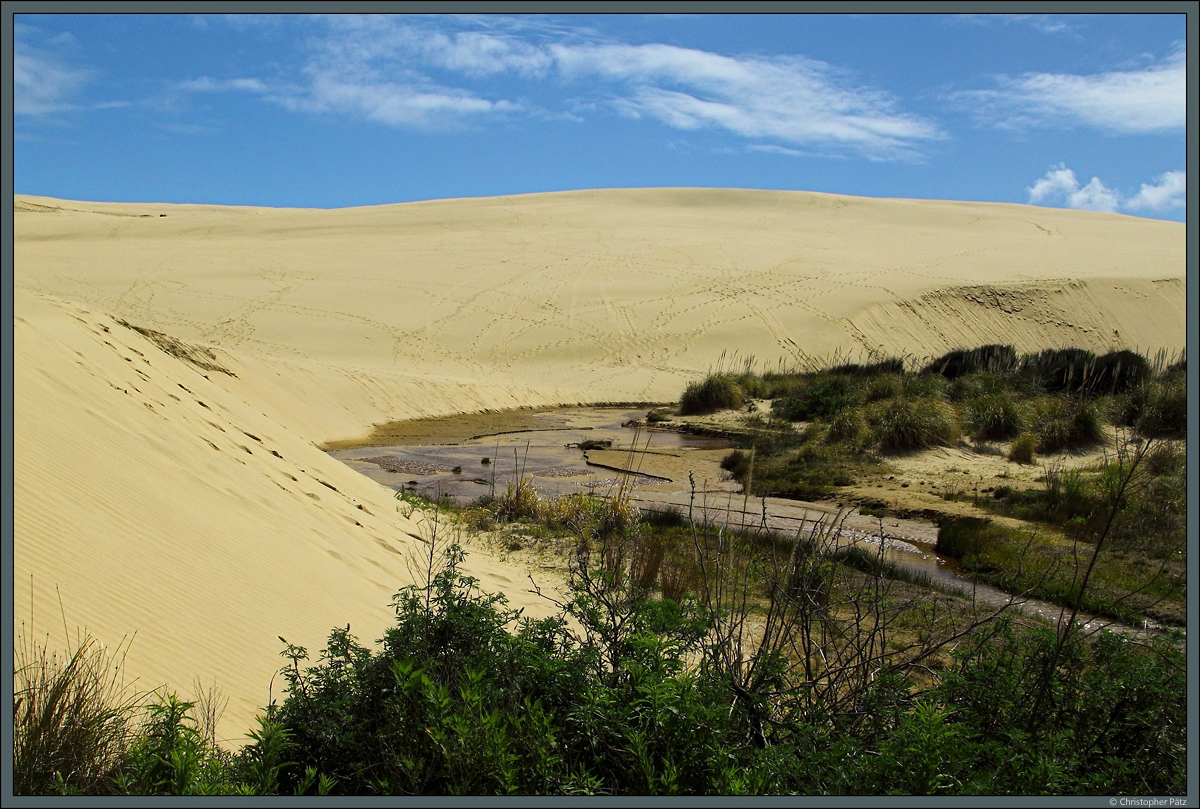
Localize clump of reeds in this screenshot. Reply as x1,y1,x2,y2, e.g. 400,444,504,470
1030,397,1103,452
965,391,1024,440
679,372,745,415
13,626,141,795
866,397,961,451
922,344,1018,379
1007,432,1038,464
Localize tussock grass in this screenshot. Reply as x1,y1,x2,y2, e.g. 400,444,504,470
1007,433,1038,465
866,396,961,452
679,373,745,415
923,344,1019,379
1123,376,1186,438
965,391,1023,440
1030,396,1103,452
825,407,872,448
14,627,141,795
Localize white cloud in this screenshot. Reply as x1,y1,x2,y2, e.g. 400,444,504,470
1027,164,1184,214
1028,165,1081,203
181,76,269,93
950,14,1072,34
14,38,92,116
1125,171,1186,212
961,49,1184,134
204,16,940,158
281,76,520,130
548,43,942,160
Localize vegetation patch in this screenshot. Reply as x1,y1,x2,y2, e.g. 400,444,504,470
116,320,236,377
678,373,745,415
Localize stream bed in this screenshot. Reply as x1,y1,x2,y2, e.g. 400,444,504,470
327,406,1173,641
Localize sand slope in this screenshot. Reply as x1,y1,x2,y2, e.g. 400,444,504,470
12,189,1185,744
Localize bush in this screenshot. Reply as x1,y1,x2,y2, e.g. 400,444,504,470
1022,348,1097,394
117,693,237,795
1007,433,1037,465
965,392,1023,441
1032,398,1103,452
923,345,1018,379
679,373,745,415
866,397,960,451
772,374,864,422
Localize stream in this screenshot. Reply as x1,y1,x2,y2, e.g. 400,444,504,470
327,406,1176,643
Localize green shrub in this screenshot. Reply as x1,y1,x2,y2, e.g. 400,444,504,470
825,407,872,448
772,374,864,422
1032,397,1103,452
866,397,960,451
965,392,1023,441
117,693,233,795
923,345,1018,379
1007,433,1037,465
679,373,745,415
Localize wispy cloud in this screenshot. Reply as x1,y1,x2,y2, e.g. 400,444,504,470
180,77,270,93
548,43,941,160
280,76,521,129
14,34,93,116
949,14,1074,34
958,48,1184,134
1027,164,1184,214
192,15,941,159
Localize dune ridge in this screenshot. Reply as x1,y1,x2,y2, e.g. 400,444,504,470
13,188,1185,744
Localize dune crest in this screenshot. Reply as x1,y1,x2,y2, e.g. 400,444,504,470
13,189,1185,743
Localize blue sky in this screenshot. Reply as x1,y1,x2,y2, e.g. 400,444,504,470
12,11,1188,220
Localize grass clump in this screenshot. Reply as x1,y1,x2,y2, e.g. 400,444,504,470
1120,376,1186,439
825,407,872,449
14,631,139,795
1006,433,1037,465
646,407,674,423
923,344,1019,379
1030,397,1103,452
771,373,864,422
965,392,1023,441
1022,348,1098,393
678,373,745,415
866,397,961,452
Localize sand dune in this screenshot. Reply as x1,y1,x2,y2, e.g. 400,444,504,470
12,189,1185,744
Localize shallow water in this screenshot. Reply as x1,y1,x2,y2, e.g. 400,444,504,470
327,406,1172,641
326,407,729,503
